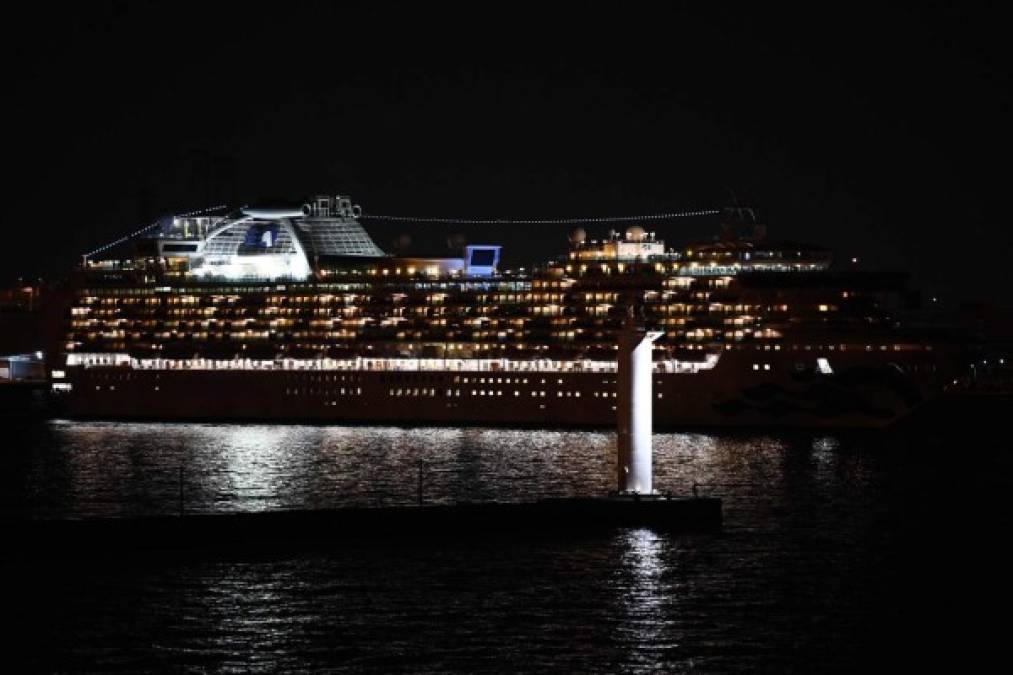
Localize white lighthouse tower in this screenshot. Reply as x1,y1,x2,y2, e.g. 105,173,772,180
617,312,663,495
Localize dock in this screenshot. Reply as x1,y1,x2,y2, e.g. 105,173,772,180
4,496,721,556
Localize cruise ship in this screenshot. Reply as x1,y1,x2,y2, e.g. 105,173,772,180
53,195,953,428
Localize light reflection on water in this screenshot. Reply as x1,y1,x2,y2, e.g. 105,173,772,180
616,528,669,668
15,421,642,517
4,420,911,672
9,421,876,523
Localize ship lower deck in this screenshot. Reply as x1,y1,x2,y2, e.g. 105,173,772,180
60,352,941,429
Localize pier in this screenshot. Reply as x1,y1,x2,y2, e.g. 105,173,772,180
4,497,722,557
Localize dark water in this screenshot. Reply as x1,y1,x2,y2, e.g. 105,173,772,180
3,419,1012,672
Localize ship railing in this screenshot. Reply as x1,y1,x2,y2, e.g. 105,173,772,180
68,353,720,373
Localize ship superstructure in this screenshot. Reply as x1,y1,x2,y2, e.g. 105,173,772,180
55,196,951,427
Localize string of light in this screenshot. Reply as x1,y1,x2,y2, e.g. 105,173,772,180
84,222,161,259
174,204,230,218
84,204,230,259
358,209,721,225
84,205,720,259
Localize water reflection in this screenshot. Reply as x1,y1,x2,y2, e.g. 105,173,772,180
14,422,622,517
616,528,669,667
5,420,927,672
6,421,894,529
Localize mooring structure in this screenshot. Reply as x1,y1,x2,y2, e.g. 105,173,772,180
617,313,663,494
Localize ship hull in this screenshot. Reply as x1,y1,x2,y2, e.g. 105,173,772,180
61,351,941,430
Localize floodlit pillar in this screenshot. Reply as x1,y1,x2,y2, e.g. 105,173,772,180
617,317,663,494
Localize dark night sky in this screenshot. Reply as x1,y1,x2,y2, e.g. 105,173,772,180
4,2,1011,301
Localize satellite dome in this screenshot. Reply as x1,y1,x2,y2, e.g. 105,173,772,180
625,225,646,242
